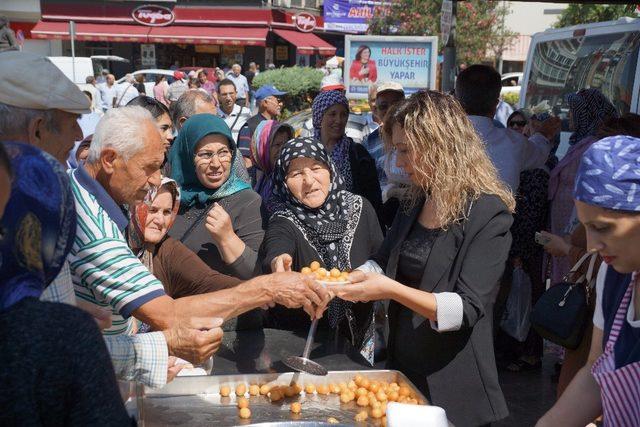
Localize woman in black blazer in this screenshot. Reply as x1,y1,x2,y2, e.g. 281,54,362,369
331,91,515,427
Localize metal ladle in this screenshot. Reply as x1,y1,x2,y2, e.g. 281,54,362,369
283,318,328,376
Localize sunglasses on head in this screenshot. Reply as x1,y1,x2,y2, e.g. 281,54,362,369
509,120,527,128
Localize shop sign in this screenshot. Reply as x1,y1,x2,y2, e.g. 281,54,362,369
295,12,317,33
140,44,156,67
276,45,289,61
132,5,175,27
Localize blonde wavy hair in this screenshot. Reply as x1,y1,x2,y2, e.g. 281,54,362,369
381,90,515,227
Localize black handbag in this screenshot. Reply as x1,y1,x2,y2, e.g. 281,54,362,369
531,252,597,350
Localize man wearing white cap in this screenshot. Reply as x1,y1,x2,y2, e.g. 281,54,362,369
0,50,219,388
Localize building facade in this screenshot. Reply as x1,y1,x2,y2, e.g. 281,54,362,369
7,0,341,76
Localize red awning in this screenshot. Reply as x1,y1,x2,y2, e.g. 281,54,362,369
31,21,149,42
273,30,336,56
273,29,335,56
148,26,267,46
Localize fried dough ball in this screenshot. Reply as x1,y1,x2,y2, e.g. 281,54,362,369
355,410,368,422
304,383,316,394
285,383,302,397
387,390,399,402
348,380,357,391
381,416,387,427
249,384,260,396
269,388,284,402
356,387,368,397
310,261,321,271
354,374,364,386
360,378,370,390
329,383,341,394
356,395,369,407
235,383,247,396
290,402,302,414
316,384,330,395
238,407,251,419
301,267,312,275
259,384,271,395
369,381,380,393
330,268,341,278
327,417,339,424
398,386,411,397
376,390,388,402
237,397,249,409
371,407,384,419
219,385,231,397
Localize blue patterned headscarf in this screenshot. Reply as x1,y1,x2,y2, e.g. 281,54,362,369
567,89,618,145
311,90,353,190
0,142,76,310
574,135,640,211
168,114,251,208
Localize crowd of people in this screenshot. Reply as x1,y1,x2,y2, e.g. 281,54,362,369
1,48,639,427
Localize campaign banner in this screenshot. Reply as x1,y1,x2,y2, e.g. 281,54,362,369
323,0,380,33
344,35,438,99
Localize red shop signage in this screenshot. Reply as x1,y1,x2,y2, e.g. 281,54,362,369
294,12,316,33
131,5,175,27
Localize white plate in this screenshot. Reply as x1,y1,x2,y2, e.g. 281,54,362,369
316,280,350,286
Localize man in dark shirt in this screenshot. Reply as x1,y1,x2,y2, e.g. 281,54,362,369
237,84,286,171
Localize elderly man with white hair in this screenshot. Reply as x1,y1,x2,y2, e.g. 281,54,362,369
227,63,249,107
73,105,332,355
99,73,118,111
0,50,218,388
114,73,139,107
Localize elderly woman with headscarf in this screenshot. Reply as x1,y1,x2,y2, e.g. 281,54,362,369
311,90,382,218
259,137,383,362
169,114,263,280
537,135,640,427
0,142,131,424
249,120,294,217
542,89,618,284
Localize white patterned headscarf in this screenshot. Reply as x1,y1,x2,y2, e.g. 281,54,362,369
272,137,363,327
574,135,640,211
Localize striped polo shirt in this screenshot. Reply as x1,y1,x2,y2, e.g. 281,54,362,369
68,166,165,335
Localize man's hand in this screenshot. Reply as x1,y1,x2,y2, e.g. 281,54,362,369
166,356,184,383
530,117,561,140
271,253,293,272
267,272,332,320
162,317,224,365
205,203,234,245
540,231,572,257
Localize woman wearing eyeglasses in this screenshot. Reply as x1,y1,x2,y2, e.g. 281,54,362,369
168,114,264,282
506,110,529,135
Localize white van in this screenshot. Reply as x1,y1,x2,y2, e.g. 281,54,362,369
47,55,129,85
519,17,640,158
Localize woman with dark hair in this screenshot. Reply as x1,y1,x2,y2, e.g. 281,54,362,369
349,45,377,83
134,74,146,95
153,74,169,107
127,95,174,152
537,135,640,427
0,142,132,425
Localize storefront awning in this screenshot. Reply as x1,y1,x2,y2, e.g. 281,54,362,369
148,26,267,46
273,29,336,56
31,21,150,42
